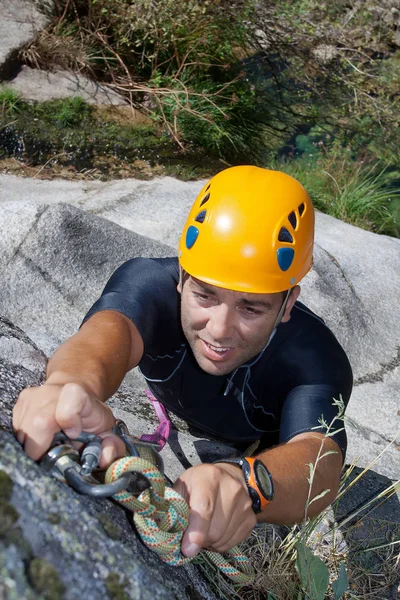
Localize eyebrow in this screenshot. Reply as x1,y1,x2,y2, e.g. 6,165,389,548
239,298,275,311
191,280,275,311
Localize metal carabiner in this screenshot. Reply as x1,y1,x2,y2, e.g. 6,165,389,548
41,429,147,498
113,419,164,475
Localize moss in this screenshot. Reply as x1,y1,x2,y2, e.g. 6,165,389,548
28,558,65,600
5,527,33,559
97,514,123,541
0,500,19,535
105,572,130,600
0,97,225,181
0,470,13,501
47,513,61,525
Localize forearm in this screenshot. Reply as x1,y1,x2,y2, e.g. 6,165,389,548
46,311,137,401
255,434,342,524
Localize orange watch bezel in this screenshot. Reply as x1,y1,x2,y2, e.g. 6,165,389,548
245,457,273,512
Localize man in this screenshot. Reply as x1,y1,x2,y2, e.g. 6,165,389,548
13,166,352,559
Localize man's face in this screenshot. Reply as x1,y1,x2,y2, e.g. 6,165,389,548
178,275,299,376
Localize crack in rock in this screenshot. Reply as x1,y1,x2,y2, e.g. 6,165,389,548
347,417,399,446
6,205,48,268
354,347,400,385
319,246,364,305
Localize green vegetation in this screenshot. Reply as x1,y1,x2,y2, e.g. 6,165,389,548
0,87,22,114
0,500,19,535
105,572,130,600
4,0,399,235
0,94,225,179
0,469,13,501
28,558,66,600
198,403,400,599
271,152,400,237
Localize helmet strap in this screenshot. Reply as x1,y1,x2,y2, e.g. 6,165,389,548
261,289,292,351
272,289,292,331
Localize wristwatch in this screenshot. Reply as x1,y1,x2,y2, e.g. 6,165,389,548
215,457,274,514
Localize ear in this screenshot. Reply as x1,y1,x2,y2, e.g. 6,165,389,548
281,286,300,323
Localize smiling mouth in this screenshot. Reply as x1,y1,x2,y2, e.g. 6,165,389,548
201,340,234,360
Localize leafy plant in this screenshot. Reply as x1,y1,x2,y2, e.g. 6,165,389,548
295,540,330,600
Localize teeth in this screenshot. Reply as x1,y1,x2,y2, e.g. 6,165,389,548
208,344,229,352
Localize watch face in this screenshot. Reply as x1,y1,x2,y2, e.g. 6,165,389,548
254,460,274,500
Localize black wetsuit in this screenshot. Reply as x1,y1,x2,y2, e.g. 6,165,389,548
84,257,353,457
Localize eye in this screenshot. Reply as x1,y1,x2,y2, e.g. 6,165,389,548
241,305,262,317
193,291,213,304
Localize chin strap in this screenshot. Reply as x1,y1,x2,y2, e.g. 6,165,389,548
272,289,292,331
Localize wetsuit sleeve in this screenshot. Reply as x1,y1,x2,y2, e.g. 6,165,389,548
278,383,350,459
81,257,179,352
272,306,353,461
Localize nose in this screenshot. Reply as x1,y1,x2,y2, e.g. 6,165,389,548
206,303,235,343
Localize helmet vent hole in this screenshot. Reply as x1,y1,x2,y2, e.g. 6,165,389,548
288,211,297,229
205,184,211,192
298,203,305,216
200,193,210,207
195,210,207,223
278,227,293,243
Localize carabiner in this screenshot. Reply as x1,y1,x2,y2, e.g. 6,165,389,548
41,429,148,498
113,419,164,475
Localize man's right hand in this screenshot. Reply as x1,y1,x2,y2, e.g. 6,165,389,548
12,382,126,467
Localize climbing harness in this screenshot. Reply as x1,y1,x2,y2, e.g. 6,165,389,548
41,419,254,586
140,389,171,449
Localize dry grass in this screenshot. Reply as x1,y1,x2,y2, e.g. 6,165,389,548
197,434,400,600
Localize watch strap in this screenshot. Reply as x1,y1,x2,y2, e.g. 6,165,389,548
215,457,273,514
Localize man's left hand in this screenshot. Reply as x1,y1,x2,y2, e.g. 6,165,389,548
173,462,256,557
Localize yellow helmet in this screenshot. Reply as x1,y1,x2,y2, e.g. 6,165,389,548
178,166,314,293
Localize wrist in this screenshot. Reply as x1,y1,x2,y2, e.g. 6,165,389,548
45,374,99,400
215,461,247,488
214,457,274,514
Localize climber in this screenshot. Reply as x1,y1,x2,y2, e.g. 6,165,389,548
13,166,352,559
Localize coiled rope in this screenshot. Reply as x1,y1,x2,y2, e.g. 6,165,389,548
105,455,254,585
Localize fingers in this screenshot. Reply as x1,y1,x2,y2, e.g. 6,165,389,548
181,488,216,557
13,382,119,463
98,432,127,468
13,386,60,460
55,383,90,438
175,464,256,557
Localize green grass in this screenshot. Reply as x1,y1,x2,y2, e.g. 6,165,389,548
48,96,92,128
0,87,22,114
0,97,165,167
0,95,227,179
270,154,400,238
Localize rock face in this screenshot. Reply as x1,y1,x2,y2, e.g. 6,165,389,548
0,0,54,80
0,1,127,105
3,65,128,105
0,318,217,600
0,316,46,432
0,174,399,599
1,173,399,480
